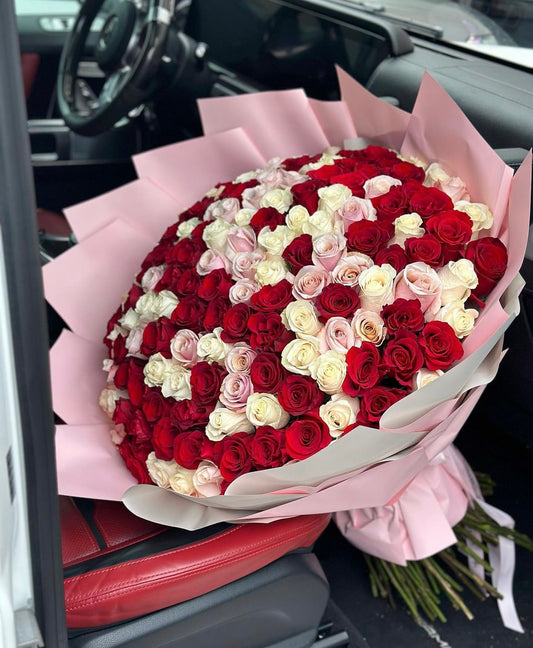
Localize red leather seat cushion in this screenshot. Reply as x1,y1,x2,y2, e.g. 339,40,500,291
61,497,330,628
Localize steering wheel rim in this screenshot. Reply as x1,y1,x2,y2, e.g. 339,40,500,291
58,0,174,136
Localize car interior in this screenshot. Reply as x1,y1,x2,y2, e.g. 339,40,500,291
4,0,533,646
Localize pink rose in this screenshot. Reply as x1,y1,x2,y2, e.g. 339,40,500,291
125,326,145,356
256,164,306,189
205,197,241,222
332,252,374,287
242,185,268,209
232,250,265,279
229,278,260,304
292,264,332,300
193,460,224,497
394,262,442,319
170,329,199,367
363,175,402,199
225,343,258,374
219,372,253,411
141,265,165,292
196,249,231,276
334,196,376,232
225,226,257,258
318,316,355,353
312,233,347,271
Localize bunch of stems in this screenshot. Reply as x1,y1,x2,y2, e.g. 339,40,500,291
363,474,533,624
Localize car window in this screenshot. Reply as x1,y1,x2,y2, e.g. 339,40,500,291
349,0,533,67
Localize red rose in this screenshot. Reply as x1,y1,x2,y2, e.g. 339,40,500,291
118,440,151,484
389,161,425,183
381,298,425,334
165,237,205,267
141,389,170,423
250,352,286,393
346,220,392,256
221,303,252,343
125,410,151,444
152,417,180,460
328,171,366,196
344,342,381,396
171,296,207,333
282,153,321,172
419,321,464,370
127,364,147,407
125,284,143,309
219,178,259,199
307,164,344,182
171,399,212,431
249,207,286,235
112,398,136,425
282,234,314,273
285,415,330,461
172,268,202,297
250,279,293,312
111,335,127,363
141,241,172,272
114,357,143,391
465,237,508,297
408,186,453,220
219,432,253,482
173,429,205,469
277,374,325,415
190,361,226,404
374,244,408,272
426,210,473,248
357,387,407,427
290,179,328,213
140,317,178,357
251,426,287,469
177,196,214,224
198,269,233,300
315,283,360,320
404,234,443,268
382,329,424,386
200,437,223,465
190,220,210,243
371,186,409,223
248,312,294,352
203,296,231,332
359,145,399,166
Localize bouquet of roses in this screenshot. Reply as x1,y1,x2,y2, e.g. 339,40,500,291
44,68,531,628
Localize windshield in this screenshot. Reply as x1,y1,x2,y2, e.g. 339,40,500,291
348,0,533,67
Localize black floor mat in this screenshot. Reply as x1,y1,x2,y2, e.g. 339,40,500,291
315,378,533,648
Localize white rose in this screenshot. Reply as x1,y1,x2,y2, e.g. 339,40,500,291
119,307,141,330
196,327,231,364
205,184,225,199
357,264,397,311
235,170,258,183
257,225,296,256
202,217,232,252
254,257,288,286
435,300,478,339
309,350,347,395
205,407,254,442
281,337,320,375
302,210,337,238
413,368,443,390
318,184,352,217
260,187,293,213
245,393,289,429
437,259,479,305
286,204,310,234
390,212,425,248
282,300,321,338
455,200,493,237
99,387,126,419
135,291,158,322
141,265,165,291
363,175,402,199
177,217,201,239
352,310,387,346
161,364,192,400
143,352,172,387
169,466,197,496
146,453,180,489
234,208,256,227
319,394,360,438
332,252,374,287
153,290,179,319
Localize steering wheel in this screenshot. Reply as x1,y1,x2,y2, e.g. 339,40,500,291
58,0,175,136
